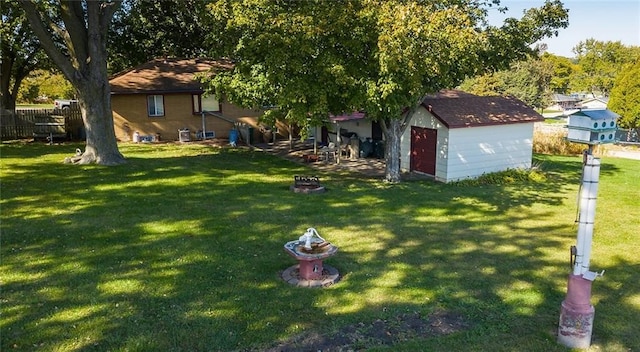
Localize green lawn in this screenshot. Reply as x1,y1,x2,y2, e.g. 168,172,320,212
1,141,638,352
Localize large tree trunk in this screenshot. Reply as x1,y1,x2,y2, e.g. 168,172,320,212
0,48,32,113
75,71,124,165
0,89,17,112
383,118,403,183
0,57,17,112
381,107,416,183
21,0,125,165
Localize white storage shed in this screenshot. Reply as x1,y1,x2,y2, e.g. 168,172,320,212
400,90,544,182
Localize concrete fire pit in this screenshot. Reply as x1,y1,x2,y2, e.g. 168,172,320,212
290,175,325,194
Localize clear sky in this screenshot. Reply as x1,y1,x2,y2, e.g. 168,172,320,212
487,0,640,58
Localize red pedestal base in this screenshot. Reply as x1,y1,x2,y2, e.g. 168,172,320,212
283,240,338,286
558,274,595,349
298,259,324,280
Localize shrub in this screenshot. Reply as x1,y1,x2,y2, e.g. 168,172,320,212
533,130,586,155
451,166,546,186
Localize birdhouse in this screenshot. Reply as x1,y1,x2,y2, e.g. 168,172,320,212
566,109,619,145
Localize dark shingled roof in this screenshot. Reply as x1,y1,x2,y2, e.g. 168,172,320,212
109,58,233,95
421,90,544,128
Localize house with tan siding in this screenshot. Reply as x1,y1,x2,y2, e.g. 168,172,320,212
109,58,264,142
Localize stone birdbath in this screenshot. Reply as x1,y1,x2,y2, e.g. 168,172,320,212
282,227,339,287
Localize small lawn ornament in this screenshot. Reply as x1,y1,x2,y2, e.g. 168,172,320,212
63,148,84,164
282,227,339,287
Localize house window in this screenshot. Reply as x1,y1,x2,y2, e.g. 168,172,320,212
147,95,164,117
202,95,220,112
192,94,201,114
192,94,220,113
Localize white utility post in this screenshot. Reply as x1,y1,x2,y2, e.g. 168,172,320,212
201,111,207,140
558,109,618,349
557,149,603,348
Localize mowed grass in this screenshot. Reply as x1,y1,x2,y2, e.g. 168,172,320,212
1,141,638,352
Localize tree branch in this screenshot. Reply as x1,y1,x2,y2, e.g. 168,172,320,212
20,0,76,83
101,0,122,25
87,1,101,68
87,1,122,70
60,0,89,69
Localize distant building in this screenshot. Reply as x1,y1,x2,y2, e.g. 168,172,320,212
550,94,582,110
577,97,609,110
109,58,264,142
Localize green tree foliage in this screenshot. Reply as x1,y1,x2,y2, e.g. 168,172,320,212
0,0,47,111
459,57,554,110
461,43,640,113
108,0,215,74
608,60,640,135
570,39,640,96
17,69,73,103
202,0,377,137
541,52,578,94
458,73,505,96
203,0,568,183
507,59,554,110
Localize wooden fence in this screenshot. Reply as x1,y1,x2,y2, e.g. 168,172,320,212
0,108,84,141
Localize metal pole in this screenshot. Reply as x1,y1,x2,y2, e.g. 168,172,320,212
201,112,206,140
573,151,600,276
336,122,341,164
313,125,318,155
289,123,293,150
558,150,602,349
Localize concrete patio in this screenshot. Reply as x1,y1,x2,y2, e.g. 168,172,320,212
254,140,388,178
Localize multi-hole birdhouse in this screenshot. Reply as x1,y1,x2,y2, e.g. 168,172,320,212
566,109,619,145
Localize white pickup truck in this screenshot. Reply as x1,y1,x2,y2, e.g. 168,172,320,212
54,99,78,110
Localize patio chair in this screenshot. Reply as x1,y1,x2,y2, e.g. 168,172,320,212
320,142,337,162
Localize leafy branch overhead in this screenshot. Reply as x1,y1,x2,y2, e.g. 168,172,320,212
202,0,569,183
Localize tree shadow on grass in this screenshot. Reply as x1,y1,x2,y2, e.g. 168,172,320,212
1,143,636,351
589,257,640,350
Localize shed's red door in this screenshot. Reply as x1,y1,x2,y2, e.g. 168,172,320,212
410,126,437,175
